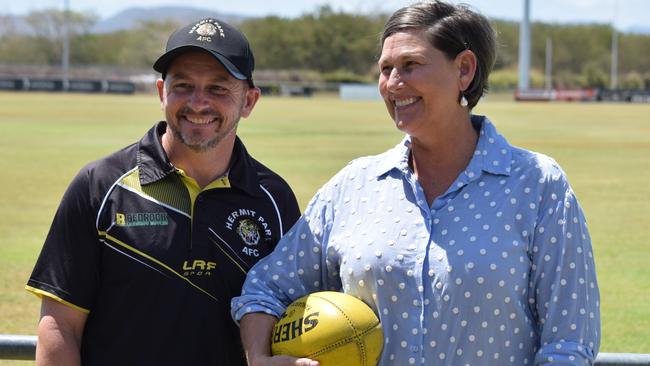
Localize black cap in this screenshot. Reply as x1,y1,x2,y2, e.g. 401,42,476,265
153,18,255,87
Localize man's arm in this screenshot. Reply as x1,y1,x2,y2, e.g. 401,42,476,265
240,313,318,366
36,296,88,366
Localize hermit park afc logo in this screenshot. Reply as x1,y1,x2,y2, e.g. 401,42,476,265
189,19,225,43
237,218,261,246
115,212,168,227
225,208,274,257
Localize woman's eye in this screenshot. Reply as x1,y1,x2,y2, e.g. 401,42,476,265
173,83,191,90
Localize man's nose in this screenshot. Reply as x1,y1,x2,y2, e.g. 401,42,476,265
188,88,210,111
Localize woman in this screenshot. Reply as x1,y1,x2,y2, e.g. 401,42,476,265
232,2,600,365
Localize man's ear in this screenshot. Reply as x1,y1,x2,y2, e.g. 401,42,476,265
156,78,165,109
240,87,261,118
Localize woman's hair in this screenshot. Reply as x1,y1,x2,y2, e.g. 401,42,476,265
381,1,496,109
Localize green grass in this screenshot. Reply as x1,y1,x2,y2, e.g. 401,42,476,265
0,92,648,364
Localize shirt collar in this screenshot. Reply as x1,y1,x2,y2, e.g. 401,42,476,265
136,121,262,196
466,115,512,178
375,115,512,179
137,122,176,185
227,136,264,197
375,136,411,177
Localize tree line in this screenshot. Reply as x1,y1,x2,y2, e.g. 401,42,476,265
1,7,648,89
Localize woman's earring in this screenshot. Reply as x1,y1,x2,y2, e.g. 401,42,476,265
460,94,469,107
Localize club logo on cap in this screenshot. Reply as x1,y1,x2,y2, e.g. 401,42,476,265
189,19,225,43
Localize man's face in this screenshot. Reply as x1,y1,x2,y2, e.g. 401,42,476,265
156,50,259,152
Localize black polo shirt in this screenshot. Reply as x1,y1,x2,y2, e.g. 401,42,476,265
26,122,300,366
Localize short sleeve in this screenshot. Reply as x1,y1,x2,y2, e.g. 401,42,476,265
26,168,102,313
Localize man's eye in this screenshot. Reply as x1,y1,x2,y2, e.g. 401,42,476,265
209,85,228,94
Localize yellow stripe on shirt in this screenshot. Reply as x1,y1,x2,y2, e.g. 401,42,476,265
98,231,219,302
25,285,91,314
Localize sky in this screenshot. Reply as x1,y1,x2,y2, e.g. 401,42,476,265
1,0,648,32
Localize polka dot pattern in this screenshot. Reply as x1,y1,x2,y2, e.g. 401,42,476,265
232,118,600,365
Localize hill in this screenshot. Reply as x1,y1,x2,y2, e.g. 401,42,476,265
0,6,248,36
92,6,248,33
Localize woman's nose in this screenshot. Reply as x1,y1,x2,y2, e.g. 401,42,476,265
386,68,404,92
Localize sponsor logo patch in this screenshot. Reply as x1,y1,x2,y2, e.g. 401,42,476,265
116,212,168,227
182,259,216,277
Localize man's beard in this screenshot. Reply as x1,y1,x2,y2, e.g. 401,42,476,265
169,108,240,152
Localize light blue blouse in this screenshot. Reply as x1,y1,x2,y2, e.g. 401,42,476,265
232,116,600,365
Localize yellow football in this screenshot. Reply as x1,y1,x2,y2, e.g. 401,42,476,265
271,291,383,366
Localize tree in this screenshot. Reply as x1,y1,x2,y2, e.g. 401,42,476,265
1,8,649,88
24,9,97,65
241,7,385,75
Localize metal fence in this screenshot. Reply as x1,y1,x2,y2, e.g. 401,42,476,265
0,335,35,361
1,334,649,365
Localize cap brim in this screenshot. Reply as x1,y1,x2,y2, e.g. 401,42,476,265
153,45,247,81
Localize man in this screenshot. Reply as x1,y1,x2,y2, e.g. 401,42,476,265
26,18,300,366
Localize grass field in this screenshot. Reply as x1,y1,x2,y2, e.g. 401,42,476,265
0,91,648,363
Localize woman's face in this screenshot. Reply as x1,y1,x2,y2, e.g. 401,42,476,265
378,30,461,138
